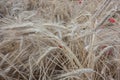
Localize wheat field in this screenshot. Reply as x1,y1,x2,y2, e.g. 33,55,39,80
0,0,120,80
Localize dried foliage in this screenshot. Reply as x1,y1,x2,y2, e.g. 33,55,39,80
0,0,120,80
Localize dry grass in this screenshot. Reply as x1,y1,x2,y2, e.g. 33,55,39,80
0,0,120,80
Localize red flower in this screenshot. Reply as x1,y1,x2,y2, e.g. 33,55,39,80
108,18,116,23
106,49,113,55
78,0,82,4
100,45,113,56
58,45,63,48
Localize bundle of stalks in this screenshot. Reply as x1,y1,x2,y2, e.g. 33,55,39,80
0,0,120,80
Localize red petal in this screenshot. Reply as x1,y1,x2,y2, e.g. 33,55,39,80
58,45,63,48
108,18,116,23
79,0,82,4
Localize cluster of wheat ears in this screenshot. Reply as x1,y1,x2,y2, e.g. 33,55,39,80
0,0,120,80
